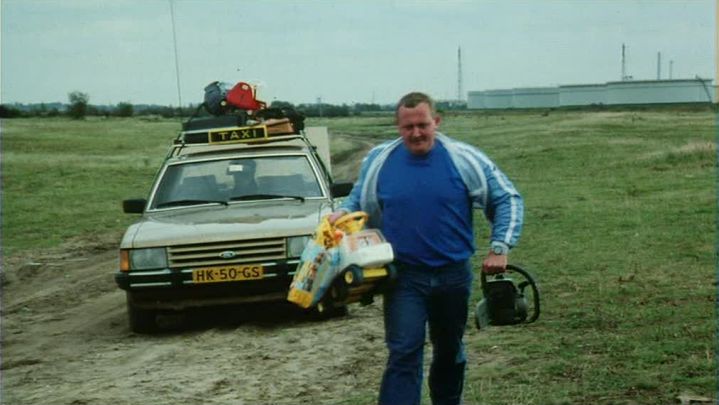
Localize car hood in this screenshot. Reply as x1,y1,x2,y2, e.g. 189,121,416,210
121,199,331,248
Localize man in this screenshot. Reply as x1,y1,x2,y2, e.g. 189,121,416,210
329,92,523,405
227,159,258,198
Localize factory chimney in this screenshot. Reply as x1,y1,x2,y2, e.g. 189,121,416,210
669,60,673,79
621,44,627,81
457,46,464,102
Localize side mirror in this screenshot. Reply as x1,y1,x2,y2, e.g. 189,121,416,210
123,199,147,214
330,181,354,198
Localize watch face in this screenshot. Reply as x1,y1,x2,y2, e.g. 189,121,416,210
492,245,507,255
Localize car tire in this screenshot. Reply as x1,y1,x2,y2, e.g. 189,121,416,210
325,304,348,318
376,263,398,294
126,294,158,334
329,283,349,303
385,263,398,281
313,302,348,320
343,264,364,286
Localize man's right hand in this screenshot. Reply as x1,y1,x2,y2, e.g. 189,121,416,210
327,210,348,224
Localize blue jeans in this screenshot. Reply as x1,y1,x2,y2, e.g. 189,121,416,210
378,260,473,405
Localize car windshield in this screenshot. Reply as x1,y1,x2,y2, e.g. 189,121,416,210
150,155,323,209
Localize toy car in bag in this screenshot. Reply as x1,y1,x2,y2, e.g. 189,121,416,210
287,211,396,314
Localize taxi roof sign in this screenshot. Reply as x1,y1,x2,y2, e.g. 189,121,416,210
178,124,297,145
177,116,299,146
208,125,268,144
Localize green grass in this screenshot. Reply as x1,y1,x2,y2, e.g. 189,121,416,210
2,109,716,404
1,117,181,253
322,109,716,404
312,114,398,141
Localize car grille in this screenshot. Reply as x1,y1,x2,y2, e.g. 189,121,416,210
167,238,287,268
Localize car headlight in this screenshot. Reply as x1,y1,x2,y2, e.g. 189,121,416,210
287,235,311,258
129,247,168,270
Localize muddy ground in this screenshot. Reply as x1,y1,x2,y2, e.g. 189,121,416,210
0,236,399,405
1,133,399,405
1,136,470,405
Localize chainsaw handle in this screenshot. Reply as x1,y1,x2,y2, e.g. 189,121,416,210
480,263,540,324
479,263,528,286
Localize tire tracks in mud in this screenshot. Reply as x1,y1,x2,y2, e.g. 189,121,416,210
329,133,379,182
2,135,388,404
3,220,385,402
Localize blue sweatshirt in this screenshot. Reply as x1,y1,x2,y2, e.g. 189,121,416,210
340,132,523,254
377,142,473,266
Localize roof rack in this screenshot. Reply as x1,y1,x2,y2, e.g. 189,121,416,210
166,118,317,158
162,84,332,179
176,115,297,143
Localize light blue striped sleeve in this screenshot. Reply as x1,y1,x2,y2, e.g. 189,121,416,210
481,158,524,248
338,144,383,213
450,138,524,248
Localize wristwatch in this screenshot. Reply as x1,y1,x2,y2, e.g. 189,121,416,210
490,241,509,256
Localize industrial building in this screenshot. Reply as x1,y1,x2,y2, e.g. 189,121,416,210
467,78,716,109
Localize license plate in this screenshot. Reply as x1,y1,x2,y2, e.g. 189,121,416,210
192,265,264,284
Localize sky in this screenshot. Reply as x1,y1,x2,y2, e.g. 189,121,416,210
1,0,716,106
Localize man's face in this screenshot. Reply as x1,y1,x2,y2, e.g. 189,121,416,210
397,102,441,156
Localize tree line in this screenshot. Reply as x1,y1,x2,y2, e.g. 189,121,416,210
1,91,466,119
1,91,192,119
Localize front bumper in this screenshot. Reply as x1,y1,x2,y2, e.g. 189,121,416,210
115,259,300,310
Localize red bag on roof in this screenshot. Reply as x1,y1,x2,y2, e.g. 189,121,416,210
226,82,266,111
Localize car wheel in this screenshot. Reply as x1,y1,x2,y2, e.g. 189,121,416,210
329,283,349,303
325,304,348,317
126,294,158,333
343,264,364,286
376,263,398,294
385,263,398,281
313,302,348,319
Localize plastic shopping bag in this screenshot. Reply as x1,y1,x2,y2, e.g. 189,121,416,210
287,215,343,308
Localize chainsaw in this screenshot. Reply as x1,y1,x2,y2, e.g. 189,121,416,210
475,263,540,330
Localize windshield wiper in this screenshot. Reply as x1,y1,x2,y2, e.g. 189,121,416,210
155,199,228,208
229,194,305,203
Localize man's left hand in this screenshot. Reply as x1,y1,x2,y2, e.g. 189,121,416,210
482,252,507,274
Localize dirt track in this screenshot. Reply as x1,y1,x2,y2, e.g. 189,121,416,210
1,135,395,405
1,239,397,405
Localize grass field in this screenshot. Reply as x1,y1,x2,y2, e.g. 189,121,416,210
2,109,716,404
2,117,179,253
